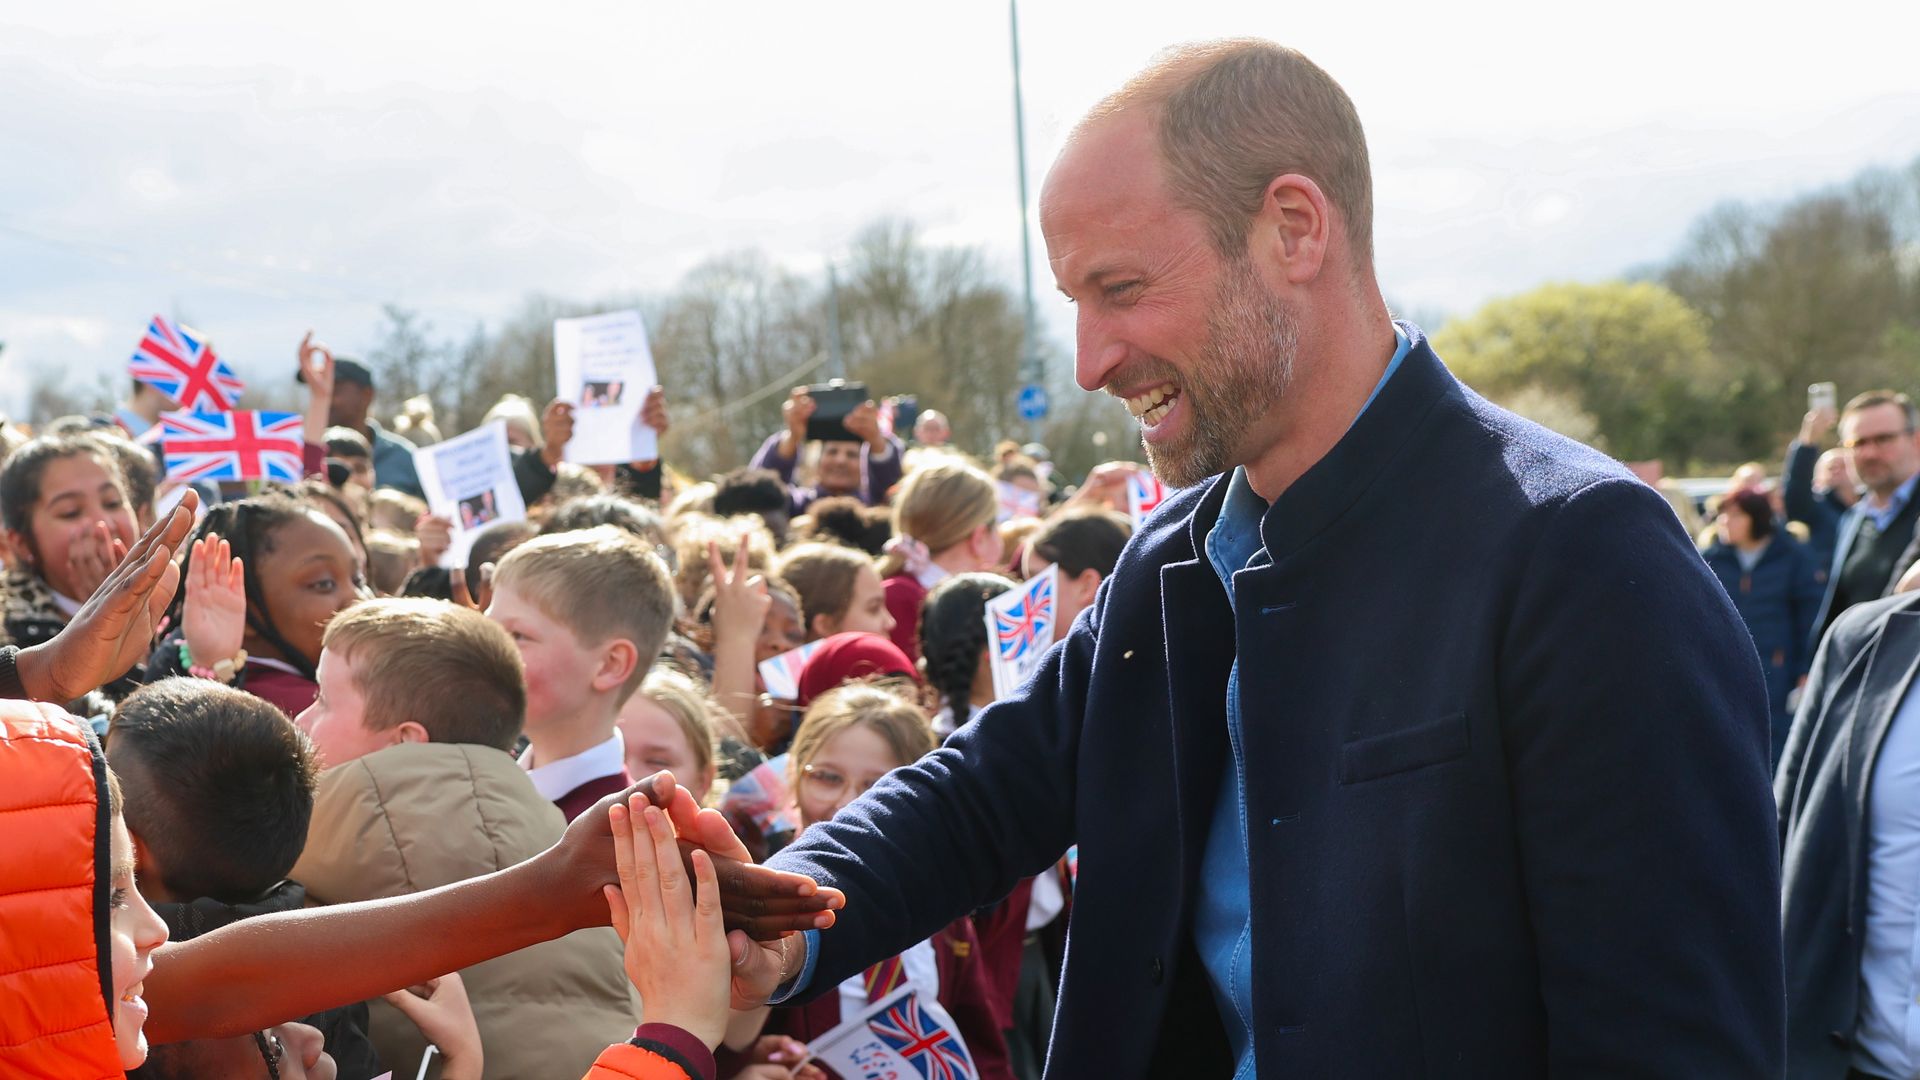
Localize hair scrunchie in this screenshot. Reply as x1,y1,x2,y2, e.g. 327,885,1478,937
884,533,934,578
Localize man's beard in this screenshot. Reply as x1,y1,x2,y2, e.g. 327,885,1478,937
1140,256,1300,490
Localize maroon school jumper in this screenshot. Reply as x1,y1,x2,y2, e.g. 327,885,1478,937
554,770,632,824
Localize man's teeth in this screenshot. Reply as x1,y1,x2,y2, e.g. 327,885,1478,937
1126,384,1179,425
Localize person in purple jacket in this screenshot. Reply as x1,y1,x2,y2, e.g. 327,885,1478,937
750,388,904,515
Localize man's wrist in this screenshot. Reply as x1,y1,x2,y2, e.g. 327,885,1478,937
768,929,819,1005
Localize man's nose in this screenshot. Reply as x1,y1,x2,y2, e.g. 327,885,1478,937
1074,306,1131,393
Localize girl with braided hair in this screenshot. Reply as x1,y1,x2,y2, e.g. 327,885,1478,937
148,491,367,717
917,572,1016,741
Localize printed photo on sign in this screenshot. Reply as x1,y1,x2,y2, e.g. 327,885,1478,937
580,380,626,407
985,565,1059,700
413,421,528,567
458,491,500,531
554,310,658,464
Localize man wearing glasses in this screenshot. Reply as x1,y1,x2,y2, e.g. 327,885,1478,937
1816,390,1920,639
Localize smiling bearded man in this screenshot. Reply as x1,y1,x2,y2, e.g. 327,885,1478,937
704,38,1784,1080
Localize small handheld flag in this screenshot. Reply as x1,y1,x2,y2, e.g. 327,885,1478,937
1126,471,1167,525
757,640,826,702
160,410,303,483
130,314,245,413
984,565,1059,699
807,984,980,1080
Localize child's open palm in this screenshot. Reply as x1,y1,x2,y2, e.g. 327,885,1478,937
183,535,247,667
603,794,731,1050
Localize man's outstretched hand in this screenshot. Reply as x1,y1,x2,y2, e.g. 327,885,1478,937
16,490,198,702
546,771,842,942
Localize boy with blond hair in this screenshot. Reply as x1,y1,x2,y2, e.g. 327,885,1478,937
487,525,678,821
290,598,636,1080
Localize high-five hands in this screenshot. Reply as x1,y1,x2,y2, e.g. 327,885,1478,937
551,773,840,944
605,795,732,1049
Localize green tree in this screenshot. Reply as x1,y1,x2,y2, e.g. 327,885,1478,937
1659,155,1920,459
1432,280,1722,466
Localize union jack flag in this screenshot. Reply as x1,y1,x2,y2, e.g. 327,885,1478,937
1127,471,1168,524
160,410,303,483
868,991,978,1080
992,571,1055,664
130,314,246,413
757,640,825,702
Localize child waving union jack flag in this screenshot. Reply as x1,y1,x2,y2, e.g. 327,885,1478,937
130,314,246,413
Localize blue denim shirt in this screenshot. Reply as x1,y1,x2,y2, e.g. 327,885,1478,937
1196,327,1411,1078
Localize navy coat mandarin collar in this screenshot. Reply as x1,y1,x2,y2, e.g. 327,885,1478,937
1181,321,1452,563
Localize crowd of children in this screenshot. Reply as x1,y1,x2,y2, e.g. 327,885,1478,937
0,361,1145,1079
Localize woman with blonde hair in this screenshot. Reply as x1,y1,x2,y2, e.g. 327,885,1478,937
878,457,1001,660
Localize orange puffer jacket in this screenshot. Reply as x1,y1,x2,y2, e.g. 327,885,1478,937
582,1041,698,1079
0,701,122,1078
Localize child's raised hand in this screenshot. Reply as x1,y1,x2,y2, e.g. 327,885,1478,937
382,973,483,1080
708,537,770,646
603,795,731,1050
416,514,453,569
183,534,247,669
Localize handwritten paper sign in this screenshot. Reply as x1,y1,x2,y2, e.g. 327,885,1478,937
413,421,527,567
553,310,659,465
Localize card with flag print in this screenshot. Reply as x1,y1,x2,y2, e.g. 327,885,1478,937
130,314,245,413
1126,470,1168,526
984,565,1059,699
758,639,826,702
807,984,979,1080
160,410,303,483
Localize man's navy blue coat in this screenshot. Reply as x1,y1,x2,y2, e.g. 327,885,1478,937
767,328,1785,1078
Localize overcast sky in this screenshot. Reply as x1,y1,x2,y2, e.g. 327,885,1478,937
3,0,1917,419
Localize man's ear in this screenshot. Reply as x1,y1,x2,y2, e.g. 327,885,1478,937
593,638,641,694
391,721,431,745
1252,172,1332,286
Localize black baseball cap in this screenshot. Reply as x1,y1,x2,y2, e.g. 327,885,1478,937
298,358,373,388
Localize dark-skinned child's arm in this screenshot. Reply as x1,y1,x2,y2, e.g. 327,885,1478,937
144,774,842,1042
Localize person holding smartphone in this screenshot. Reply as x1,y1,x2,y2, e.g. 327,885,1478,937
750,386,903,515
